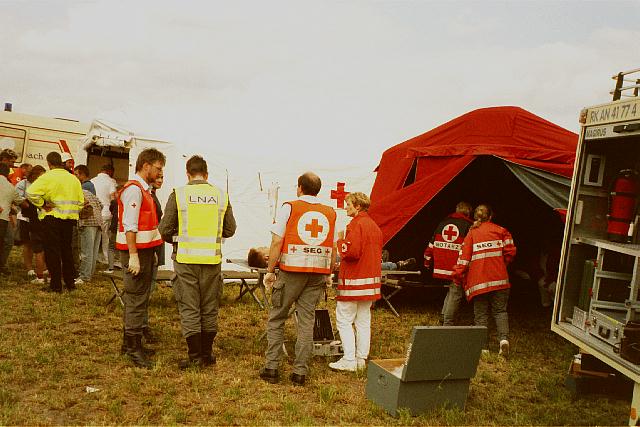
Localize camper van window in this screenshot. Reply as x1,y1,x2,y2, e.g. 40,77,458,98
0,126,26,162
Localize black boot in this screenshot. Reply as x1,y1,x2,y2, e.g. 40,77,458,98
142,326,158,344
200,331,217,366
125,333,153,369
121,329,155,356
178,333,203,370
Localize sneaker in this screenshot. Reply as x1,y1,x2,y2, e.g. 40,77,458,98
102,269,115,275
74,278,85,285
329,357,357,372
356,358,367,371
31,278,45,285
499,340,510,357
397,258,416,270
27,269,36,279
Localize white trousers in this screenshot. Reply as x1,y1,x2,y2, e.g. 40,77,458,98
335,300,373,362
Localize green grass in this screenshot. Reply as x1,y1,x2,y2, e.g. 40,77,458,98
0,249,631,425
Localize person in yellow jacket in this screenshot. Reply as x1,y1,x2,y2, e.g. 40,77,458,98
159,155,236,369
27,152,84,293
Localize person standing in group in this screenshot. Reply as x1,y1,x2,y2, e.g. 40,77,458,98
116,148,165,369
0,149,21,271
91,163,117,264
259,172,336,386
424,201,473,326
73,165,96,195
15,165,47,283
452,204,516,357
143,171,165,345
159,155,236,369
61,153,74,174
75,187,104,285
26,152,84,292
0,163,24,275
329,192,382,372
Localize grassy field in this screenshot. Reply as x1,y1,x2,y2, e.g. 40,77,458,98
0,250,632,425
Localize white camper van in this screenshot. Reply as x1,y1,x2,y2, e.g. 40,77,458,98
0,109,174,202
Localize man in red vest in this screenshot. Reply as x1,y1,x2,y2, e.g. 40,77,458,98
260,172,337,386
424,201,473,325
116,148,165,368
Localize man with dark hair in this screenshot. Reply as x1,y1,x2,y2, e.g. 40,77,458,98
159,155,236,369
73,165,96,195
0,163,23,274
91,162,117,266
116,148,165,368
259,171,336,386
27,151,84,292
0,149,23,184
424,201,474,326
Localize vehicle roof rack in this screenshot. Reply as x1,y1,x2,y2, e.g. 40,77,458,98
611,68,640,101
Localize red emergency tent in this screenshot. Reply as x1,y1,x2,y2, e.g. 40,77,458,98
369,106,578,265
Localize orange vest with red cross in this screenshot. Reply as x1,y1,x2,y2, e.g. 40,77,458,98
115,180,163,250
279,200,336,274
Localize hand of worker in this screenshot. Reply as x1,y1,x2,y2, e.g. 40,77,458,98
325,274,333,288
127,253,141,276
263,272,277,291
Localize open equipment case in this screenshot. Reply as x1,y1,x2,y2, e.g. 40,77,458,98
552,68,640,425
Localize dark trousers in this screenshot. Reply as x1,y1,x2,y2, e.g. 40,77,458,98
119,248,156,335
42,216,77,291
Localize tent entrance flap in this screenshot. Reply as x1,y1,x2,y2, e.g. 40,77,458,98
384,156,566,274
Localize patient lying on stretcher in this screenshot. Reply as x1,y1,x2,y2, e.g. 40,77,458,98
247,247,270,268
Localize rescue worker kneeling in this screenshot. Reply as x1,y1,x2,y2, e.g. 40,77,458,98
159,155,236,369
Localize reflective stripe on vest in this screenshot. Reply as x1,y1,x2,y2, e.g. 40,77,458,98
175,183,227,265
337,287,381,298
465,279,509,297
115,180,163,250
470,250,503,262
339,276,381,286
433,268,452,276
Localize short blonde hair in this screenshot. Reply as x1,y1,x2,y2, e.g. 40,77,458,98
346,192,371,212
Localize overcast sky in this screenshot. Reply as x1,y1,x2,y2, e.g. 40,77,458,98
1,0,639,174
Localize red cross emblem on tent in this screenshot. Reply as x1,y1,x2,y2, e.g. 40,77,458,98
331,182,350,209
442,224,460,242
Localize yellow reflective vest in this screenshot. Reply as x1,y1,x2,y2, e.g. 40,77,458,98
175,183,228,264
26,168,84,220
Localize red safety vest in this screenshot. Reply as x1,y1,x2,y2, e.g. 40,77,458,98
115,180,163,250
452,221,516,301
279,200,336,274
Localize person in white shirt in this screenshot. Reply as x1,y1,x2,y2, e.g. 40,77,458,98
91,163,117,264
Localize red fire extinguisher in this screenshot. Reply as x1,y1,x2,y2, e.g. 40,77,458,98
607,169,639,243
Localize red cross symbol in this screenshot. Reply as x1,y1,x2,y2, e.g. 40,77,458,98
131,203,137,208
324,248,331,255
443,225,458,242
291,246,297,253
305,218,324,238
330,182,349,209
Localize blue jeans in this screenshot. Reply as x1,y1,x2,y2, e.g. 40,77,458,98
78,226,101,281
473,288,510,342
381,262,397,271
441,282,465,326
